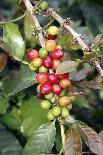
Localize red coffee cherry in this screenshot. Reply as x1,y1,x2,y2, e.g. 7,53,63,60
47,35,57,40
42,56,53,68
53,84,62,95
40,82,53,95
51,48,64,60
52,60,60,70
57,73,69,79
36,72,48,84
59,79,71,88
48,74,59,84
27,49,39,60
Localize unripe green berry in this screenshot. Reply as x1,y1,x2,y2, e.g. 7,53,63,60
52,106,61,117
29,62,37,71
59,89,66,97
67,104,72,110
45,92,54,100
39,48,48,58
47,110,55,121
37,84,41,93
69,96,76,102
48,26,59,35
41,100,51,109
40,1,48,11
39,66,48,73
61,107,69,118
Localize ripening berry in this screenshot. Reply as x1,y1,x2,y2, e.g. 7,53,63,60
59,96,70,107
39,66,48,73
41,100,51,109
46,40,56,52
56,45,62,49
59,79,71,88
36,72,48,84
29,62,37,71
48,26,59,36
27,49,39,60
48,74,59,84
39,48,48,58
40,1,48,11
61,107,69,118
52,48,64,60
52,84,62,95
32,58,42,68
42,56,53,68
40,82,53,95
47,110,55,121
45,92,54,100
52,60,60,70
52,106,61,117
57,73,69,79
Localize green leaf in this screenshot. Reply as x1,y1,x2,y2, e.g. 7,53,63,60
65,128,82,155
23,122,56,155
3,23,25,61
79,125,103,155
0,123,22,155
57,34,81,50
2,64,37,96
24,13,33,40
56,61,79,74
0,114,21,130
0,96,8,115
20,98,48,137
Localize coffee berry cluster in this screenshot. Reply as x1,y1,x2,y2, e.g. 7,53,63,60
27,25,72,121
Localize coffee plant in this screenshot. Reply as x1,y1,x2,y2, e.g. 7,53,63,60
0,0,103,154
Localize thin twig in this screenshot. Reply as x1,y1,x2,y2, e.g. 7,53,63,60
23,0,45,48
47,8,103,78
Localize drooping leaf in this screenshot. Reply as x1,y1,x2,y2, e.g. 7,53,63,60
2,64,37,96
0,96,9,115
56,61,79,74
79,125,103,155
23,122,56,155
65,128,82,155
3,23,25,61
78,81,101,89
0,123,22,155
20,97,48,137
